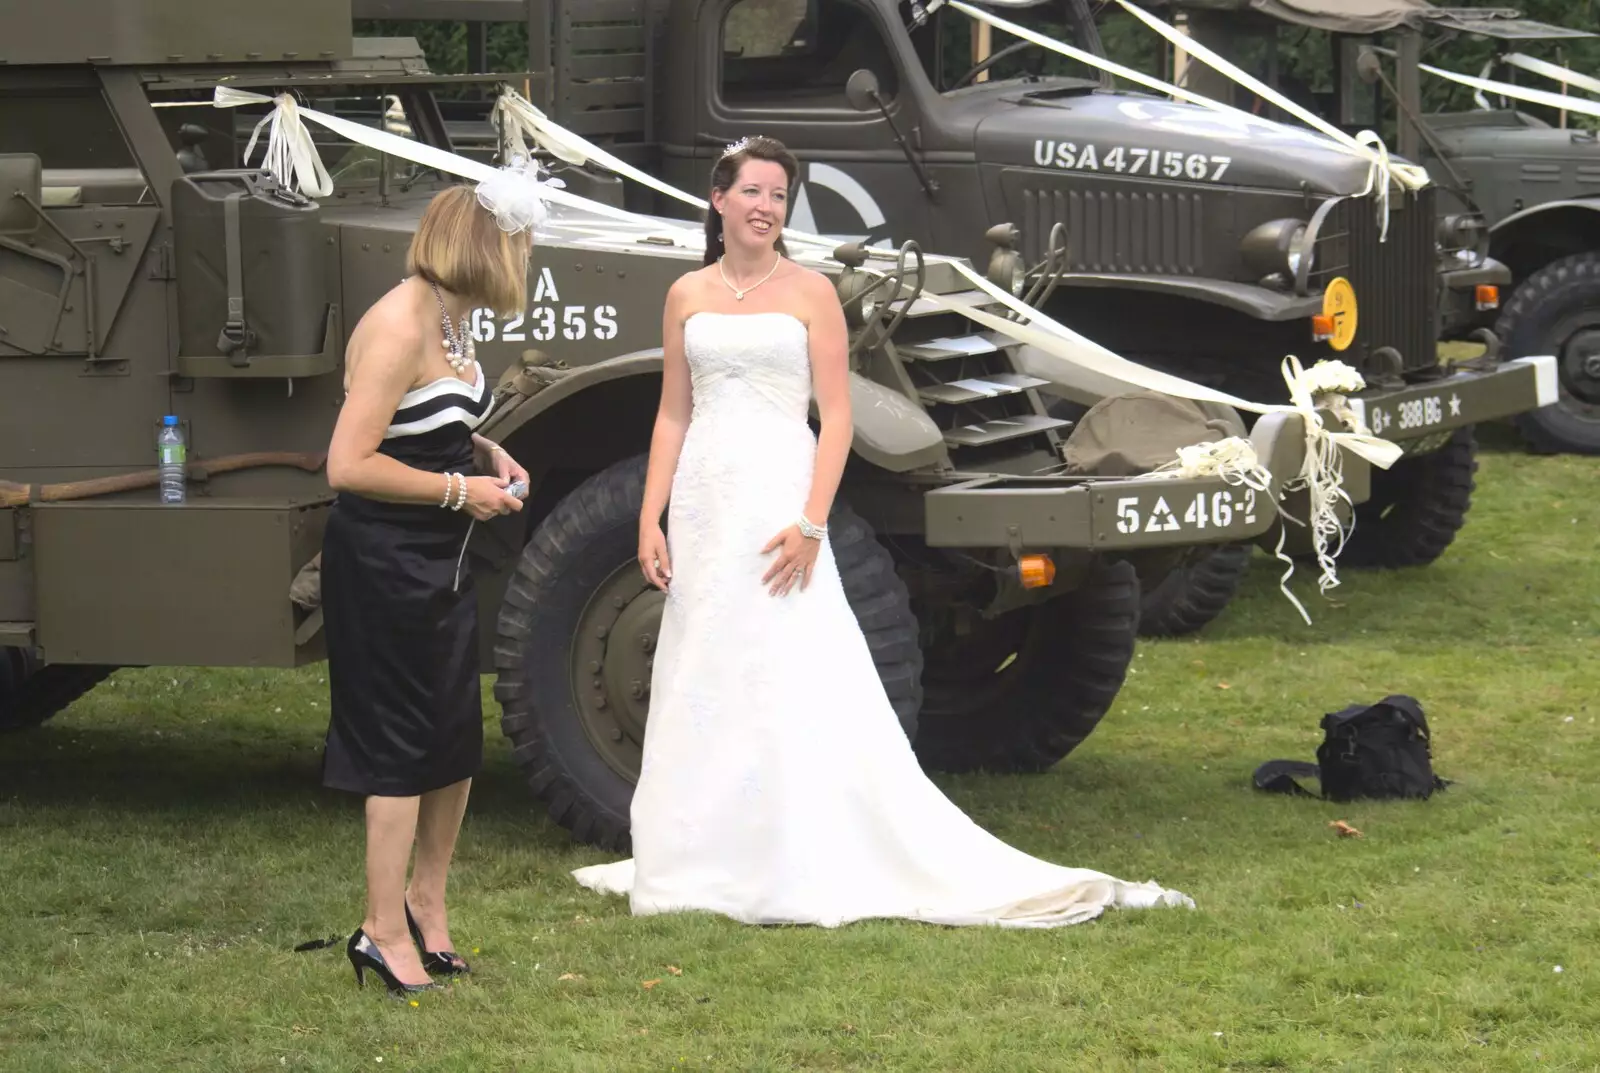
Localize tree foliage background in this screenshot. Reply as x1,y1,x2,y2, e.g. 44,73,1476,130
356,0,1600,134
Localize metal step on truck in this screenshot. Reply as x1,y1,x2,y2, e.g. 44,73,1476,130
1130,0,1600,458
0,0,1383,850
346,0,1559,641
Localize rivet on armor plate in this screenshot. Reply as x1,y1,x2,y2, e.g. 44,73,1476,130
589,661,601,674
609,728,623,741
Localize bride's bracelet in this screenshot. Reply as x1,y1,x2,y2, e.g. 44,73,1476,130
797,514,827,540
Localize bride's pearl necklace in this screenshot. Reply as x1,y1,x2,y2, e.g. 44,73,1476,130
718,254,780,301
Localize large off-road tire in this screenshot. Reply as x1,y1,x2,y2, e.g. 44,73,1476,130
1339,426,1478,569
1494,252,1600,455
491,455,923,852
912,559,1140,775
1136,543,1253,638
0,648,113,732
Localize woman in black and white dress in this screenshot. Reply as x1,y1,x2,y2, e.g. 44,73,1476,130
320,178,541,995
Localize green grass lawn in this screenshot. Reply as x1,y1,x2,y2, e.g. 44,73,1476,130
3,426,1597,1072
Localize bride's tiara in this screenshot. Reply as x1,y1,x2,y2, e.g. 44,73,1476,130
721,135,758,159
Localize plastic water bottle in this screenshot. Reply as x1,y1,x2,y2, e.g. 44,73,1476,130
158,415,186,504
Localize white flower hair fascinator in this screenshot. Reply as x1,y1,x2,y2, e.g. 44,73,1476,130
474,153,566,236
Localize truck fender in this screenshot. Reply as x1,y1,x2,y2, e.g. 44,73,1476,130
1049,273,1324,322
478,350,664,442
480,349,948,475
1488,199,1600,280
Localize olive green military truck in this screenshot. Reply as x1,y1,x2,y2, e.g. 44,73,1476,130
1,0,1370,851
1135,0,1600,458
348,0,1557,639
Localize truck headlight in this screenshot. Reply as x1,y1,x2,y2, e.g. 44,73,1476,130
985,222,1026,297
1437,213,1486,262
1241,217,1310,287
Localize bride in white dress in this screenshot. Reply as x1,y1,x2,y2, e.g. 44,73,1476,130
571,136,1194,928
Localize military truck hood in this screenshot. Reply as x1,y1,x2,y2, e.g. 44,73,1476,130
1431,116,1600,166
966,88,1379,195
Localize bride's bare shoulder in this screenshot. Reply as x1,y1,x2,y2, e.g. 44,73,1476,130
667,266,718,309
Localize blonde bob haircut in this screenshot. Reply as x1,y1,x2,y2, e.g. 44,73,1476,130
406,185,532,317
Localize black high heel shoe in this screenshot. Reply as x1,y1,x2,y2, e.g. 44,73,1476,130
405,901,471,976
347,927,440,995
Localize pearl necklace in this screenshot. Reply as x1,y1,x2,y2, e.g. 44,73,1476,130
429,279,476,373
718,254,781,301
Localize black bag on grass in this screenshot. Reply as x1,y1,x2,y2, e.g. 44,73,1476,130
1253,694,1449,802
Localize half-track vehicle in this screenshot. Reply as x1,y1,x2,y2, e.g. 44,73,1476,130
346,0,1557,636
1,0,1362,850
1136,0,1600,457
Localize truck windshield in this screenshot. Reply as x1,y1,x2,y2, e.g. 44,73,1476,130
906,0,1102,93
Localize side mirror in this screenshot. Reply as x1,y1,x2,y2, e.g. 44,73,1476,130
0,153,42,235
1355,47,1384,86
845,69,881,113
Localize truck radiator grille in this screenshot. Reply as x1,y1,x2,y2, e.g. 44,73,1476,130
1305,186,1438,375
1018,187,1205,275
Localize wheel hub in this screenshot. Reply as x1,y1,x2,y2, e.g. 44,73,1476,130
920,606,1033,717
1558,323,1600,407
570,564,664,783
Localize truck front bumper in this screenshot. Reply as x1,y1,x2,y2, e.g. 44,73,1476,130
923,355,1557,552
1344,355,1557,443
923,410,1313,551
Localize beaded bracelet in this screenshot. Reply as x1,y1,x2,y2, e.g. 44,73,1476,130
440,472,456,508
452,473,468,512
797,514,827,540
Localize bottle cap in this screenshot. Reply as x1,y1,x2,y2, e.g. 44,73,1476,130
163,415,179,426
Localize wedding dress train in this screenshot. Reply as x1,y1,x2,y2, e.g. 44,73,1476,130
571,310,1194,928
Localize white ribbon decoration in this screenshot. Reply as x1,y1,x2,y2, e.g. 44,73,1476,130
1414,57,1600,123
1112,0,1430,241
1497,52,1600,101
1146,436,1323,623
942,0,1290,135
493,90,596,169
214,84,1407,619
213,87,335,198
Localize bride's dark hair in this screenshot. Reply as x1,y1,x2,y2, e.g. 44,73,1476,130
703,135,800,267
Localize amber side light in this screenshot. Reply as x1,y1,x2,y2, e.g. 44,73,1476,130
1017,554,1056,589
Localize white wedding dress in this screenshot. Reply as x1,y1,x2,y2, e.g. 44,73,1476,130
572,310,1194,928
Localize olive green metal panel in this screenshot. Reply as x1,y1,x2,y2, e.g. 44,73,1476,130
32,498,329,667
921,474,1282,550
1347,357,1558,442
0,0,354,67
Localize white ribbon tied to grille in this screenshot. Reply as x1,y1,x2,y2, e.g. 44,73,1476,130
1112,0,1430,242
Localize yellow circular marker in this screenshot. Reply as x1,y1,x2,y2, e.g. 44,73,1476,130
1322,276,1358,351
